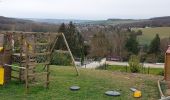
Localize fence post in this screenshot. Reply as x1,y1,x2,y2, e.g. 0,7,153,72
148,66,150,74
105,61,107,70
125,65,128,72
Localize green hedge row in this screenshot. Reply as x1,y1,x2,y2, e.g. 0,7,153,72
50,51,72,66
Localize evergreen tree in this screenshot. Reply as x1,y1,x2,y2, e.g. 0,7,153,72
66,22,85,58
56,22,85,58
148,34,161,55
125,33,139,54
55,23,66,50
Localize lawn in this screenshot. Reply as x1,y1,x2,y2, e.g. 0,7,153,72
133,27,170,45
102,65,164,76
0,66,162,100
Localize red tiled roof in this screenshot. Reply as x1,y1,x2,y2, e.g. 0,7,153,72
166,47,170,53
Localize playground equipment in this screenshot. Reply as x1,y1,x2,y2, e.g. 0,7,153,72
70,86,80,91
165,45,170,82
157,46,170,99
0,31,79,92
105,90,121,96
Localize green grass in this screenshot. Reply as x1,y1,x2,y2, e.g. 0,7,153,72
103,65,164,76
0,66,162,100
133,27,170,45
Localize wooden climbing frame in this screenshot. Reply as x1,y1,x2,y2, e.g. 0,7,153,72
0,31,79,92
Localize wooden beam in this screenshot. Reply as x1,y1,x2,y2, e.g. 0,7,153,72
25,42,29,93
19,33,23,82
29,43,50,46
55,50,69,53
28,52,51,56
4,64,26,69
28,72,49,77
11,76,20,80
11,69,20,72
50,35,58,53
61,33,79,76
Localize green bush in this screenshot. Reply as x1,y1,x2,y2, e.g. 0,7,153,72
51,51,72,66
157,53,165,63
145,54,157,63
158,70,164,76
128,55,141,73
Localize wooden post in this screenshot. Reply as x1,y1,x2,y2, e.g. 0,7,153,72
125,65,127,72
148,66,150,74
25,38,29,93
61,33,79,76
19,33,24,82
33,33,36,81
2,33,12,84
45,32,51,88
105,61,106,70
50,33,58,53
165,52,167,80
46,64,49,88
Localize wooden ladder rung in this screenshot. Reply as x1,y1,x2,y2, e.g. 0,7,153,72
28,72,49,77
11,76,20,79
55,50,69,53
29,52,51,56
30,43,51,46
12,53,26,57
21,59,35,63
12,69,20,72
28,67,36,70
28,81,50,86
28,62,50,66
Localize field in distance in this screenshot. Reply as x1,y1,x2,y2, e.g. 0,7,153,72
133,27,170,45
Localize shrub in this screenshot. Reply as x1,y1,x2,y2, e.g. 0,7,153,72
157,53,165,63
51,51,72,66
158,70,164,76
128,55,141,73
145,54,157,63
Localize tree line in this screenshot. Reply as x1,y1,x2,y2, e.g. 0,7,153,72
0,16,169,63
56,22,169,63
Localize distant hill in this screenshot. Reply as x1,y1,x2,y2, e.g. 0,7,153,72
0,16,33,24
0,16,59,32
25,18,92,24
118,16,170,28
1,16,170,32
22,16,170,27
26,18,144,26
82,19,145,25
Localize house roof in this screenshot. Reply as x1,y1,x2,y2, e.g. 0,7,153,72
166,46,170,53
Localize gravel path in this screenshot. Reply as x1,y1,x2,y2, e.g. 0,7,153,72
77,58,106,69
106,61,164,68
76,58,164,69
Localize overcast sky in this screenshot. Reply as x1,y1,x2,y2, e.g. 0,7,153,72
0,0,170,20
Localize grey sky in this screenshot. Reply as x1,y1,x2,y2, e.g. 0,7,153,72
0,0,170,20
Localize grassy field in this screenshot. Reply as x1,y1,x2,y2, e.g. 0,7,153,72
102,65,164,76
0,66,162,100
133,27,170,45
